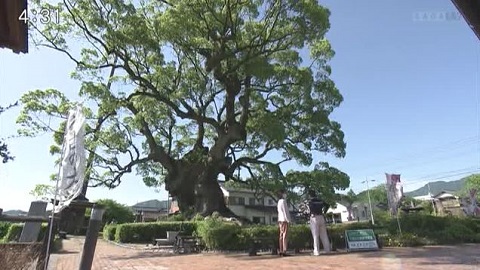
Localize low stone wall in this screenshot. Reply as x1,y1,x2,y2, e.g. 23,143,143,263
0,243,44,270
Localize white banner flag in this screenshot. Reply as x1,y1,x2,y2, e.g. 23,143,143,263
55,106,86,213
385,173,403,215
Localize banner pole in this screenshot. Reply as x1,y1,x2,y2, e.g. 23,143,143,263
396,210,402,236
44,112,70,270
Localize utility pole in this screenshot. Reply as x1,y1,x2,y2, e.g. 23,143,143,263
427,182,437,215
361,178,376,225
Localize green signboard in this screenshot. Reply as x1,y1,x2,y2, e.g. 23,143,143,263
345,229,379,251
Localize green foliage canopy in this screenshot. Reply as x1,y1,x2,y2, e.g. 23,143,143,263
0,102,18,163
86,199,135,224
17,0,348,213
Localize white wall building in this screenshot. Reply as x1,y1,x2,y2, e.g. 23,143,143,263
325,203,350,223
350,202,376,222
413,193,434,202
219,182,292,225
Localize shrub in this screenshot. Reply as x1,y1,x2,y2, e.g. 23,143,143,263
442,222,475,243
196,219,243,250
390,214,448,236
389,214,480,245
373,210,392,226
164,214,187,222
241,224,278,240
380,233,426,247
111,213,480,250
192,214,205,221
114,221,195,243
86,199,135,228
288,225,311,250
103,224,117,241
0,222,12,239
237,224,279,251
3,223,48,242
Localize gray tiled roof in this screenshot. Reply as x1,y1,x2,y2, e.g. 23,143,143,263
131,199,168,210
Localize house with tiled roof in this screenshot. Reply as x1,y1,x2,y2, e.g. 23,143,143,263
131,199,170,222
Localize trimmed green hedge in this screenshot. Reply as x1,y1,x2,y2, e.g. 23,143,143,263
105,214,480,250
3,223,48,242
384,214,480,245
103,224,117,241
114,221,196,243
196,218,244,250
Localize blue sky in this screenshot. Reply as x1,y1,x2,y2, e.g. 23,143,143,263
1,0,479,211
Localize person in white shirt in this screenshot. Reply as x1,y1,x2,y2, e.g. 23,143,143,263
277,189,292,256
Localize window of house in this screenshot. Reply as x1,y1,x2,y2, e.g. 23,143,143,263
238,197,245,205
230,196,245,205
272,216,278,223
268,199,274,205
249,197,256,205
252,216,265,224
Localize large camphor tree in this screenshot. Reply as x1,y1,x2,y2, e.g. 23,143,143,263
18,0,349,216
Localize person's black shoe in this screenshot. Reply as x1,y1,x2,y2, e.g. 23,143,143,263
281,253,291,257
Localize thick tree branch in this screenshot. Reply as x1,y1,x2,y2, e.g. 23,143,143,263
122,73,221,132
239,76,251,128
125,102,174,171
89,155,150,188
225,140,275,177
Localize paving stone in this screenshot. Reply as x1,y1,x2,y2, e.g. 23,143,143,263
49,237,480,270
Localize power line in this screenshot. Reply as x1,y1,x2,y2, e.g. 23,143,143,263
378,135,477,162
350,135,479,176
368,149,478,176
402,166,479,185
361,167,480,192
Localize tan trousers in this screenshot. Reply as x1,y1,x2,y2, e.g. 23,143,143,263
278,221,289,253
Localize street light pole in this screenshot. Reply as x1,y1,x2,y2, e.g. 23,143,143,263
362,178,375,225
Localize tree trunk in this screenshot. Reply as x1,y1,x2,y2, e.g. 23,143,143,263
346,205,353,221
165,160,236,218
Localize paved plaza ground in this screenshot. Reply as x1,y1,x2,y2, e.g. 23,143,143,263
48,237,480,270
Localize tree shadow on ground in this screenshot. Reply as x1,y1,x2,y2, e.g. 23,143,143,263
223,253,285,261
224,251,352,261
109,251,287,262
356,244,480,266
53,250,79,254
108,251,200,261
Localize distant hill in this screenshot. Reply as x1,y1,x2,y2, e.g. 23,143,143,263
3,210,27,216
405,177,467,197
